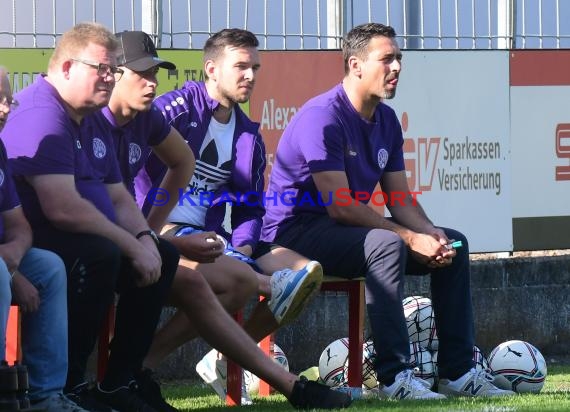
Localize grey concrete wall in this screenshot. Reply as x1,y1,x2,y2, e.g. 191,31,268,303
151,254,570,380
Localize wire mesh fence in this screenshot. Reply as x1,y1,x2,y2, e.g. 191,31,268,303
1,0,570,49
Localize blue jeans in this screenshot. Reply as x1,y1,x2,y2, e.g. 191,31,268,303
1,248,68,401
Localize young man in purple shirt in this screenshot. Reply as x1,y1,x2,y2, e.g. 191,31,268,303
83,30,351,411
0,67,82,411
1,23,179,412
135,28,326,404
260,23,515,400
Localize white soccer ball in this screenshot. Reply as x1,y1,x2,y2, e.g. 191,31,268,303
409,342,436,386
244,343,289,394
318,338,378,389
473,345,490,372
402,296,438,349
430,344,488,380
362,340,378,390
488,340,547,393
273,343,289,371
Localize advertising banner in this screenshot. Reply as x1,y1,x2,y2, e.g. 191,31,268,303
0,49,203,95
250,50,512,252
375,51,512,252
250,50,343,179
510,50,570,250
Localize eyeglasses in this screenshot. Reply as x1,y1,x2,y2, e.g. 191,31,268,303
0,95,18,110
71,58,124,81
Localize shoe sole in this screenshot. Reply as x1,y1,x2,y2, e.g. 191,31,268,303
195,358,227,400
272,261,323,326
438,386,515,397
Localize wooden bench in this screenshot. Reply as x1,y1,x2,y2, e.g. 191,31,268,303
95,276,367,406
226,276,366,405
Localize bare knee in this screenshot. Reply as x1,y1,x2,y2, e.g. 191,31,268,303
168,266,213,307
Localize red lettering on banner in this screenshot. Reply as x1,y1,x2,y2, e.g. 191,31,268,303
555,123,570,181
402,112,440,192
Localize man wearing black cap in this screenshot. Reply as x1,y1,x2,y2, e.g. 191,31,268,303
1,23,178,412
85,30,352,412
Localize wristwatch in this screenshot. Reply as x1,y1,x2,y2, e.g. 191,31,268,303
136,229,160,246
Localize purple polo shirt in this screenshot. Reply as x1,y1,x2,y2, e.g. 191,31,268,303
82,105,170,195
1,76,121,232
0,140,22,241
261,83,405,242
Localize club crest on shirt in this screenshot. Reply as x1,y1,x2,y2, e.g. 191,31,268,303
0,169,4,187
92,138,106,159
377,148,389,169
129,143,142,165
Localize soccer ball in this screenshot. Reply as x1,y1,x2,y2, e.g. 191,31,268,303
318,338,378,389
410,342,436,386
402,296,438,349
244,343,289,394
430,345,488,379
273,343,289,371
488,340,547,393
362,340,378,389
473,345,490,372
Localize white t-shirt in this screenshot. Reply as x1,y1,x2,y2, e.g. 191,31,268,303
168,110,235,226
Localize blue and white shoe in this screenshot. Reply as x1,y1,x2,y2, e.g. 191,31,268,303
268,261,323,326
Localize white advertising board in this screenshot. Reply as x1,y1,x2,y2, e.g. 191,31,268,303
509,50,570,250
511,86,570,217
387,51,512,252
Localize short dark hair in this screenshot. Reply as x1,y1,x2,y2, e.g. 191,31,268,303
342,23,397,74
203,28,259,63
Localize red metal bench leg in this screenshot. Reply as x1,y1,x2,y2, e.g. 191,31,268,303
321,279,365,388
347,281,364,387
226,311,243,406
6,306,21,365
97,304,116,382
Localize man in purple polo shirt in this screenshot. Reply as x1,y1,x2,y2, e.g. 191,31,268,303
135,29,328,404
0,67,82,411
83,30,351,411
1,23,178,412
260,23,515,400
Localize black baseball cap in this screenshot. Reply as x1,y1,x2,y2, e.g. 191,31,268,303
115,31,176,71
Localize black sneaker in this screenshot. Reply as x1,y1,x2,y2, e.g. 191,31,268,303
135,369,178,412
64,382,113,412
93,382,158,412
288,377,352,410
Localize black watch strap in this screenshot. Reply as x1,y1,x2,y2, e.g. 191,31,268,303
136,230,160,246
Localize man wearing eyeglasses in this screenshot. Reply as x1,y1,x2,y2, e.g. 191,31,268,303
0,67,85,411
1,23,178,412
81,30,351,412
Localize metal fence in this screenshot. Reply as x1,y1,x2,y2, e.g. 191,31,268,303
1,0,570,49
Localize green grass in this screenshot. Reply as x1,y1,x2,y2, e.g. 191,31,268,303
162,365,570,411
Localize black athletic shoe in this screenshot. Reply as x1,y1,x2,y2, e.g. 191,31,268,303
92,381,157,412
64,382,112,412
135,369,178,412
288,377,352,410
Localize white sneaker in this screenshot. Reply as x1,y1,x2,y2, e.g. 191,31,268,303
33,393,89,411
268,261,323,325
438,368,516,397
378,370,447,400
195,349,253,405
